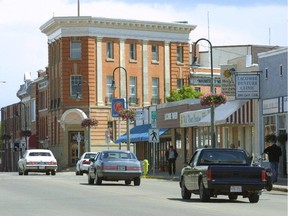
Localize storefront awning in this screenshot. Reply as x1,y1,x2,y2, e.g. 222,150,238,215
180,100,250,127
114,124,168,143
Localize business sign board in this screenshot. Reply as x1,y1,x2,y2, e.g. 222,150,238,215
263,98,279,115
111,98,126,117
180,108,210,127
235,74,260,99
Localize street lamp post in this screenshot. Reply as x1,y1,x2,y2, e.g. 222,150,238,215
76,80,91,153
111,66,130,151
192,38,216,148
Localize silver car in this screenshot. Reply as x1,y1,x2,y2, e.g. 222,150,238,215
76,152,98,175
88,150,142,186
18,149,57,175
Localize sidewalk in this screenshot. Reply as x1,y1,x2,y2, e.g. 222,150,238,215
145,170,288,193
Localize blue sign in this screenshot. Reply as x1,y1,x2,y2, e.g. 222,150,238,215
111,98,126,117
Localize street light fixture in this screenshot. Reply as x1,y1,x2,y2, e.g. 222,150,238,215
111,66,130,151
191,38,216,148
76,80,91,153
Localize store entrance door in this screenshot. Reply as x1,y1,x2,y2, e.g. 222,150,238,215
69,131,84,166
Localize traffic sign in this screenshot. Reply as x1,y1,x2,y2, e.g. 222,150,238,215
149,129,159,143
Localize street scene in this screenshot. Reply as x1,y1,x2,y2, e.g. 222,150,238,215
0,172,287,216
0,1,287,215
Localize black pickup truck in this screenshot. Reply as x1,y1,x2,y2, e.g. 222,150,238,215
179,148,266,203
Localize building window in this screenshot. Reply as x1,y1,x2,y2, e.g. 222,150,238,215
177,46,183,63
129,76,137,104
265,68,268,79
31,99,36,122
152,44,159,62
152,77,159,104
70,41,81,59
195,87,201,92
106,76,113,104
177,79,184,89
280,65,283,77
106,42,114,59
70,75,82,97
130,43,137,60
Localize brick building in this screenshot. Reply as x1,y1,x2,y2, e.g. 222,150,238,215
39,16,195,169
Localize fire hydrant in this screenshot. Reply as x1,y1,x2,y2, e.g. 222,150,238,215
143,159,149,177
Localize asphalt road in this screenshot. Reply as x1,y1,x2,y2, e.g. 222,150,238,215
0,172,287,216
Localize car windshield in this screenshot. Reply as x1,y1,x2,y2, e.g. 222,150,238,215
199,150,248,165
84,153,97,159
101,152,136,160
29,152,51,157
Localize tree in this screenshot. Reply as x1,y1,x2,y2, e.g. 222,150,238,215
166,86,203,102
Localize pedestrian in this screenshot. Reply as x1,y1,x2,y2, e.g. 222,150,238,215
264,136,282,183
165,145,178,175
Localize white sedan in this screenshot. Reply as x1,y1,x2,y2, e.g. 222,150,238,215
18,149,58,175
76,152,98,175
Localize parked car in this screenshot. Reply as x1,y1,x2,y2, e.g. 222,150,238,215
180,148,266,203
88,150,142,186
18,149,58,175
76,152,98,175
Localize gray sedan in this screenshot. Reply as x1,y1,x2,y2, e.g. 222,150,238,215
88,150,142,186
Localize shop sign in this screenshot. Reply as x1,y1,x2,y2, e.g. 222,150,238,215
180,108,210,127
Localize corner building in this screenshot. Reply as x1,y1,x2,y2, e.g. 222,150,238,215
40,16,195,169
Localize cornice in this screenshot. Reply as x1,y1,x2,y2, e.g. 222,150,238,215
40,16,196,42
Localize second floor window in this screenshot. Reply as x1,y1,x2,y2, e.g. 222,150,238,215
106,42,114,59
70,41,81,59
152,77,159,104
129,76,137,104
130,43,137,60
106,76,113,104
70,75,82,97
152,45,159,62
177,46,183,63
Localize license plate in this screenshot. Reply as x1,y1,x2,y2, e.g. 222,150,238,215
230,186,242,192
39,166,45,169
118,166,126,171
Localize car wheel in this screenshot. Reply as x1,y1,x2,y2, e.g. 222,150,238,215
134,177,141,186
88,175,95,185
51,170,56,176
125,180,131,185
199,180,210,202
248,193,259,203
181,179,191,199
24,171,28,175
95,173,102,185
228,194,238,200
46,171,50,175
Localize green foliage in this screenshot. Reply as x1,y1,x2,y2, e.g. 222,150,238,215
166,86,203,102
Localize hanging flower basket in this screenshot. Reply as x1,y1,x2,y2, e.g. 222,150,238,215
81,118,98,128
118,108,136,121
20,130,32,137
200,92,227,106
1,134,11,140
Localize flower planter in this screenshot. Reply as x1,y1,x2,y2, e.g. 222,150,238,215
200,92,227,106
118,108,136,121
81,118,98,128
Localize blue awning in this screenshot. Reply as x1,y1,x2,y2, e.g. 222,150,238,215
114,124,168,143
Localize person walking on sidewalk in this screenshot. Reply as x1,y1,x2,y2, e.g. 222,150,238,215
264,136,282,183
165,145,178,175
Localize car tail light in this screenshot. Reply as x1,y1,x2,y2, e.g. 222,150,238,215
261,169,267,182
126,167,141,171
207,169,212,181
102,166,117,170
46,161,57,165
26,161,37,165
82,160,90,165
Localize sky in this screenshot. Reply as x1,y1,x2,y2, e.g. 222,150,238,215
0,0,287,112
